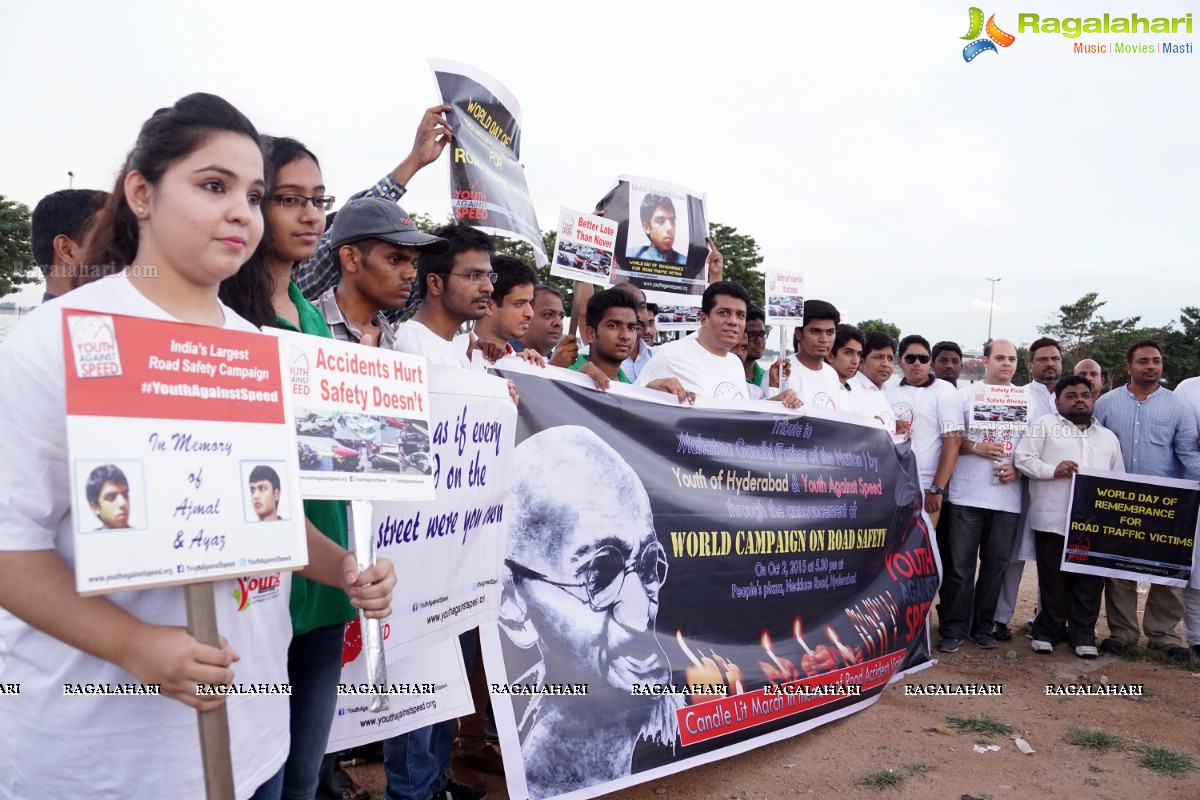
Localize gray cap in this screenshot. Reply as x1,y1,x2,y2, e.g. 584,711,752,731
328,198,449,253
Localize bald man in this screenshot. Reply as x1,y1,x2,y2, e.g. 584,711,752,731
499,426,680,798
1073,359,1105,396
938,339,1026,652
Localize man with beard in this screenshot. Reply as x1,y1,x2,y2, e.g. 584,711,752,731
932,341,963,385
1094,340,1200,660
635,282,800,407
387,222,498,800
316,198,449,348
742,305,770,396
472,255,539,358
1016,376,1123,658
520,286,578,367
499,426,680,799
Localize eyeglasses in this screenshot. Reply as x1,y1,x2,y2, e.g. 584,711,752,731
903,353,931,364
505,541,668,611
747,332,768,340
270,194,335,211
443,270,498,284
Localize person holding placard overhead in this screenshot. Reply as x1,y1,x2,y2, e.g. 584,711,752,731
0,94,395,800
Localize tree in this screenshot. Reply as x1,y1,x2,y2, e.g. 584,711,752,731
708,222,764,307
0,196,38,298
857,319,901,341
1161,306,1200,388
1038,293,1153,388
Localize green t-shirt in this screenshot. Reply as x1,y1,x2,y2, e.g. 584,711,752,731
569,353,630,384
750,362,767,388
278,281,357,635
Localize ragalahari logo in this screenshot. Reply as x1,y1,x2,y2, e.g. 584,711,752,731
962,7,1016,61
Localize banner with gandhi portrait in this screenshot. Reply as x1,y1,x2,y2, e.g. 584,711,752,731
481,368,938,800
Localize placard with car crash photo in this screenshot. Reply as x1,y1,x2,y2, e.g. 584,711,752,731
266,329,433,501
764,269,805,325
594,174,710,307
549,207,618,286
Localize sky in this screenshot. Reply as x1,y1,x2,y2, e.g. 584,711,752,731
3,0,1197,351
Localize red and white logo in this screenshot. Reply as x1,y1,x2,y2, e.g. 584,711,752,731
68,314,122,379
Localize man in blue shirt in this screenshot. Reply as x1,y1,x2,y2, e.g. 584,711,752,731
1093,339,1200,660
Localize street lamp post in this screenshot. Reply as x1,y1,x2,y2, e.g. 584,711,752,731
986,277,1001,343
68,171,74,189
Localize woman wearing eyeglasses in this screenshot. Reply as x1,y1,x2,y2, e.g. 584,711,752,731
220,138,394,800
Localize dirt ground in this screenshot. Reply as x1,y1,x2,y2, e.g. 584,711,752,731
345,572,1200,799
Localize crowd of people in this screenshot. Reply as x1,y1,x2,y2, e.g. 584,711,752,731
3,90,1200,800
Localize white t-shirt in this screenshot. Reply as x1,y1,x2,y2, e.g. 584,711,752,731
885,376,963,488
1175,376,1200,427
634,335,746,400
783,355,844,411
392,319,472,368
0,275,291,800
849,371,896,433
948,382,1025,513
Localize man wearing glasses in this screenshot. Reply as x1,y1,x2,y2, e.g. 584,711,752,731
741,305,771,395
885,335,963,528
498,426,677,799
386,222,499,800
391,223,498,367
318,198,449,348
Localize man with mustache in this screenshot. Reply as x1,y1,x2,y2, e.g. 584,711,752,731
1015,375,1123,658
317,198,448,348
1093,339,1200,661
499,426,678,799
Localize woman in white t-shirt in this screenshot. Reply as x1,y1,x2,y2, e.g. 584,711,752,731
0,94,393,800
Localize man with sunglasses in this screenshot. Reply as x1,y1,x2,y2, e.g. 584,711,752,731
499,426,677,798
885,335,962,529
318,198,449,349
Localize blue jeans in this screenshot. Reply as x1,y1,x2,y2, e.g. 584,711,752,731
940,504,1019,640
383,631,477,800
282,623,347,799
250,765,285,800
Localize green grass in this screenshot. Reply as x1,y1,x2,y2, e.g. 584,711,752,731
903,763,937,774
856,770,906,789
855,764,936,790
947,715,1013,737
1138,747,1194,777
1118,644,1200,670
1065,727,1127,753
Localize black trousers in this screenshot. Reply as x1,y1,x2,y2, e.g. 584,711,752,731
1032,530,1103,647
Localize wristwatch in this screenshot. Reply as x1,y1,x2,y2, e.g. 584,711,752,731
927,484,944,495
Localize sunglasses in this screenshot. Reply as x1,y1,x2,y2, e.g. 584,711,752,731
505,541,668,611
903,353,931,364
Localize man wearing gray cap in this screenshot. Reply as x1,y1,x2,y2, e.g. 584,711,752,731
316,198,448,349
